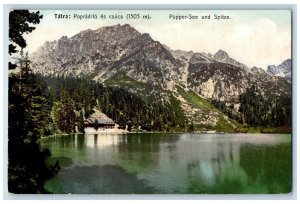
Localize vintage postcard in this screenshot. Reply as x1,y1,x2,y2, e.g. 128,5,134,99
8,9,292,194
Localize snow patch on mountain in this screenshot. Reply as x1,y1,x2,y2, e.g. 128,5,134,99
267,59,291,80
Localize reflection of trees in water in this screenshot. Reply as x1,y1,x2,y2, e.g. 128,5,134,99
45,164,157,194
239,143,291,193
118,134,250,193
41,134,291,193
116,134,180,173
40,134,87,167
186,141,291,194
185,139,249,193
79,133,180,174
41,134,86,151
44,133,180,193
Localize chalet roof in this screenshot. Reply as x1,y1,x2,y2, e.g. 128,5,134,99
84,118,115,125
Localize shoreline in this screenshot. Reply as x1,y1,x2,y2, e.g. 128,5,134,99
40,129,291,138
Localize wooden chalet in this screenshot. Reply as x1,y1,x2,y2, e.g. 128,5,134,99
84,118,115,130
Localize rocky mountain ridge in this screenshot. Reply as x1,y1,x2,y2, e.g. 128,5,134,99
267,59,291,80
30,24,291,127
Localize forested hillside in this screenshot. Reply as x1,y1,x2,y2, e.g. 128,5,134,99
41,75,187,133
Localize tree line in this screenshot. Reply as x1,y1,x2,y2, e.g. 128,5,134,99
239,85,291,128
9,52,60,193
8,10,60,194
41,75,187,134
212,85,291,129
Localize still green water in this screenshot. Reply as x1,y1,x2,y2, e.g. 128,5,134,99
40,133,291,194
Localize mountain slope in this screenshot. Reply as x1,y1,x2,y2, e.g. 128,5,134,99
188,62,290,103
31,24,181,90
30,24,291,130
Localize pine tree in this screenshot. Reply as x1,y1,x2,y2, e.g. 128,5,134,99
51,89,76,134
77,111,85,133
50,101,63,133
9,51,59,193
9,10,43,69
8,10,59,193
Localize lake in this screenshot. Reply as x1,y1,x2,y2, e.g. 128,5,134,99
40,133,291,194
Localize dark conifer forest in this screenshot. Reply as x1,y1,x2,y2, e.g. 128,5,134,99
8,10,59,194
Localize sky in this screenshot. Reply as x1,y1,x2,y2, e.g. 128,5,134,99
24,10,291,69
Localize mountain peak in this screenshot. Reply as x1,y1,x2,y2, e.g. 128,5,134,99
30,23,180,90
122,23,133,28
281,59,291,67
214,50,229,59
266,59,291,80
213,50,248,70
102,23,137,32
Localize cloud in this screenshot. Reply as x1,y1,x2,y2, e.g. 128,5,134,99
136,14,291,69
225,17,291,68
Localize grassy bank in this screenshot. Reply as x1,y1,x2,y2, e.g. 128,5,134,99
236,126,291,134
130,125,291,134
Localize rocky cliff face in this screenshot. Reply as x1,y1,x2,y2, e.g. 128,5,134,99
31,24,181,90
31,24,291,104
267,59,291,80
168,49,290,103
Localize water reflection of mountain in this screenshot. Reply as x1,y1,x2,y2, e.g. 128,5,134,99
41,133,291,194
137,134,248,193
136,134,291,193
